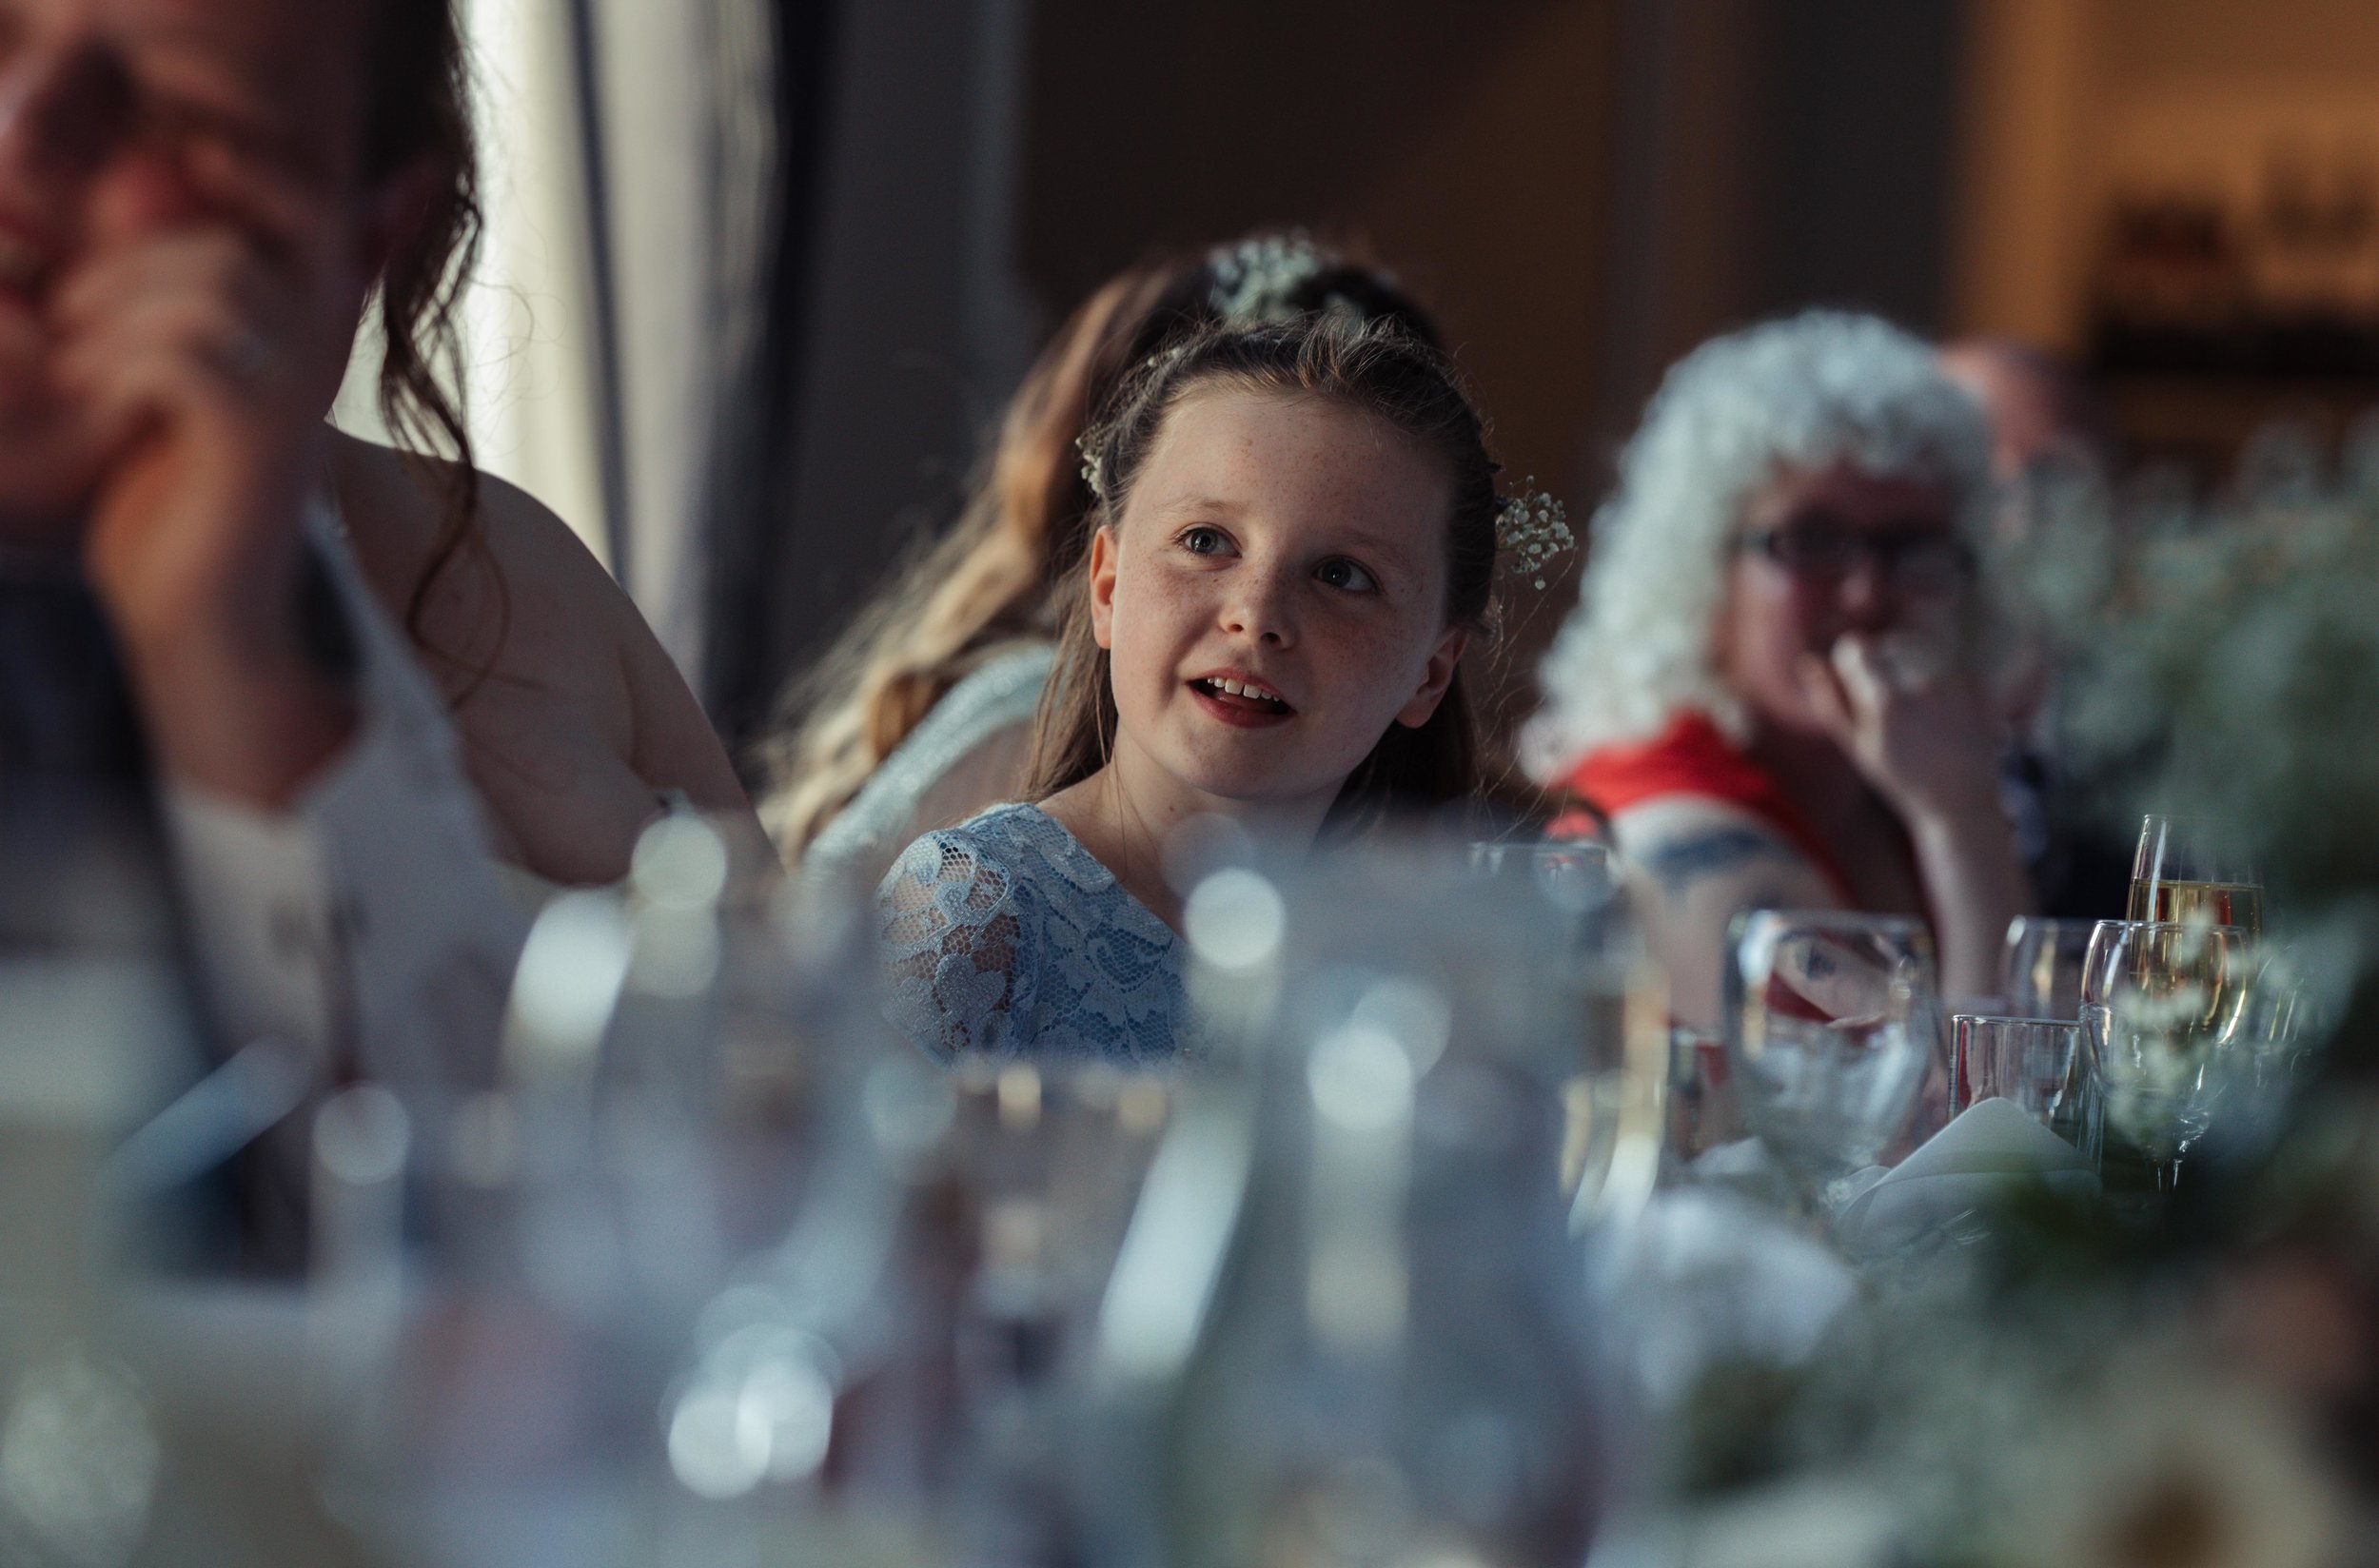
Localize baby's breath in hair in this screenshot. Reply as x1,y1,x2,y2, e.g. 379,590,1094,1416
1498,479,1575,590
1208,231,1331,323
1075,433,1105,500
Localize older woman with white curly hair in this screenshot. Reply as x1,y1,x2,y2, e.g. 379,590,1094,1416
1525,310,2032,1027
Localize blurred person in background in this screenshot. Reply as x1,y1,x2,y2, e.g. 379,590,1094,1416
757,233,1442,892
1524,311,2032,1029
0,0,740,1182
1941,336,2133,920
1939,336,2121,494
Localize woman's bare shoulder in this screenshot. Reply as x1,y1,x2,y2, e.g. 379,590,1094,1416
329,433,751,816
329,434,626,640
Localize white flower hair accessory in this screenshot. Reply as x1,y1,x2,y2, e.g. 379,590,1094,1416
1076,433,1106,500
1498,479,1575,589
1209,231,1330,323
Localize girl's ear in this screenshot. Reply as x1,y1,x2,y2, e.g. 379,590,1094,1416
1088,525,1120,651
1395,626,1470,729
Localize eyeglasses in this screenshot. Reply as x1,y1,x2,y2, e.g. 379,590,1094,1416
1739,522,1975,595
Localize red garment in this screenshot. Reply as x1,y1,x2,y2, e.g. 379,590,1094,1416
1552,713,1856,904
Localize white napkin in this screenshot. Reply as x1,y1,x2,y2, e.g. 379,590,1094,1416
1592,1186,1857,1409
1831,1096,2097,1258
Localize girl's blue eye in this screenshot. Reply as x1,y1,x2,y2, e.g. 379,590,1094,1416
1181,526,1229,556
1315,558,1378,593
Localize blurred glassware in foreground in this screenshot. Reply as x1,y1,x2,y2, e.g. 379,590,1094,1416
2128,814,2263,935
1724,911,1941,1213
1082,838,1629,1568
1947,1014,2086,1147
1662,1027,1737,1173
2001,915,2096,1021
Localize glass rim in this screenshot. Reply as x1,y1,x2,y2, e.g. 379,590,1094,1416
1730,907,1934,939
1950,1011,2083,1031
2088,916,2256,940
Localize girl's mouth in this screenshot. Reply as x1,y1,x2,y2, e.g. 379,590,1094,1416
1189,676,1295,727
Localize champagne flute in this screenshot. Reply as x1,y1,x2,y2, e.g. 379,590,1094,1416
2077,917,2258,1191
2129,815,2263,935
1723,911,1940,1213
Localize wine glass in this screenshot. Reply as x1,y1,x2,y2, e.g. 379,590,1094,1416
2077,917,2259,1191
1947,1013,2086,1147
2129,815,2263,935
2001,915,2096,1020
1723,911,1941,1210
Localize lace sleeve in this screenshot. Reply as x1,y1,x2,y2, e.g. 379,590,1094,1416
877,829,1040,1062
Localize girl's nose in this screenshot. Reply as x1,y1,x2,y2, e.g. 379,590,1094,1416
1221,569,1297,647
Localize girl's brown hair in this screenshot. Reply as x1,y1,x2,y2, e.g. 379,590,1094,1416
357,0,487,649
1025,313,1504,829
758,235,1440,859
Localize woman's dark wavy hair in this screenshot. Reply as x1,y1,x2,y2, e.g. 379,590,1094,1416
1025,313,1504,830
358,0,487,653
757,233,1441,859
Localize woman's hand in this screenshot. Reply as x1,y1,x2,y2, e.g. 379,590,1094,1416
1795,630,2033,1006
53,144,375,804
1794,632,2004,829
58,142,365,648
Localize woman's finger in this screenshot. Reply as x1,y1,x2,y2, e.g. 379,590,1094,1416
51,233,260,333
1795,648,1858,737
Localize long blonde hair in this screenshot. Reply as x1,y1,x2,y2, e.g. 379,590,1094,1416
759,238,1440,859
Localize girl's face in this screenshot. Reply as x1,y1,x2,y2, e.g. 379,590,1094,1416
1089,387,1468,813
0,0,388,527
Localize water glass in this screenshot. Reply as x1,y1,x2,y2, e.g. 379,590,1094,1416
1948,1013,2085,1141
1723,911,1941,1201
2001,915,2095,1020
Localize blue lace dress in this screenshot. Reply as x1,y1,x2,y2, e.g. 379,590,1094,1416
877,803,1194,1064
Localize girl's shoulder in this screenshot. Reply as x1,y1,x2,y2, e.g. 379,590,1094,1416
880,802,1119,911
877,805,1189,1065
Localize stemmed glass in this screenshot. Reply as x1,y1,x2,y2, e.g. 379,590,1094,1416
2129,815,2263,934
2001,915,2096,1020
1723,911,1941,1212
2077,917,2260,1191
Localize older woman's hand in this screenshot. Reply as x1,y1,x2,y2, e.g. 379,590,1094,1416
1794,633,2004,831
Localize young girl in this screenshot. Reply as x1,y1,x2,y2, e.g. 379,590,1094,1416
876,311,1517,1062
760,234,1440,893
